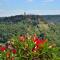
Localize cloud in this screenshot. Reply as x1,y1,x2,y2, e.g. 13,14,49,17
37,10,60,15
0,9,25,17
0,9,60,17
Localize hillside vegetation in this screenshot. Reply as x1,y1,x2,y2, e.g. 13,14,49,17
0,15,60,46
0,15,60,60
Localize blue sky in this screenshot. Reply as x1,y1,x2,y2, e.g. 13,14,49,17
0,0,60,17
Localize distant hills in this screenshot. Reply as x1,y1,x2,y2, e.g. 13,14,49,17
43,15,60,23
0,15,60,23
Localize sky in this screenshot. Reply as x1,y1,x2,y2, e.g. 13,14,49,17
0,0,60,17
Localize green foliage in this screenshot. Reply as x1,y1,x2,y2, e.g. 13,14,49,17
0,19,60,46
0,16,60,60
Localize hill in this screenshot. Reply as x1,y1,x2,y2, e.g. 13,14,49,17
0,15,60,23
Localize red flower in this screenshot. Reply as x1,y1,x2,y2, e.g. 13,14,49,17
11,57,15,60
34,38,48,46
0,47,6,52
32,45,39,51
35,40,43,45
32,34,39,44
12,49,16,54
32,34,37,41
19,35,25,42
32,37,43,45
6,52,10,58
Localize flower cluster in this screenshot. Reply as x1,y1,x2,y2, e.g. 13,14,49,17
0,46,6,52
32,34,48,52
18,33,48,52
18,35,26,42
0,33,49,60
0,42,17,60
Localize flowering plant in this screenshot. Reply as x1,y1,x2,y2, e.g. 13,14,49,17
0,33,59,60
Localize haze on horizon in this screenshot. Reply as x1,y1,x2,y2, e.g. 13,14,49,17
0,0,60,17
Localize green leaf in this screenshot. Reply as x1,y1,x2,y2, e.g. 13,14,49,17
27,39,35,50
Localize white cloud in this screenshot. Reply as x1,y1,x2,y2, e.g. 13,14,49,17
0,9,60,17
0,9,25,17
